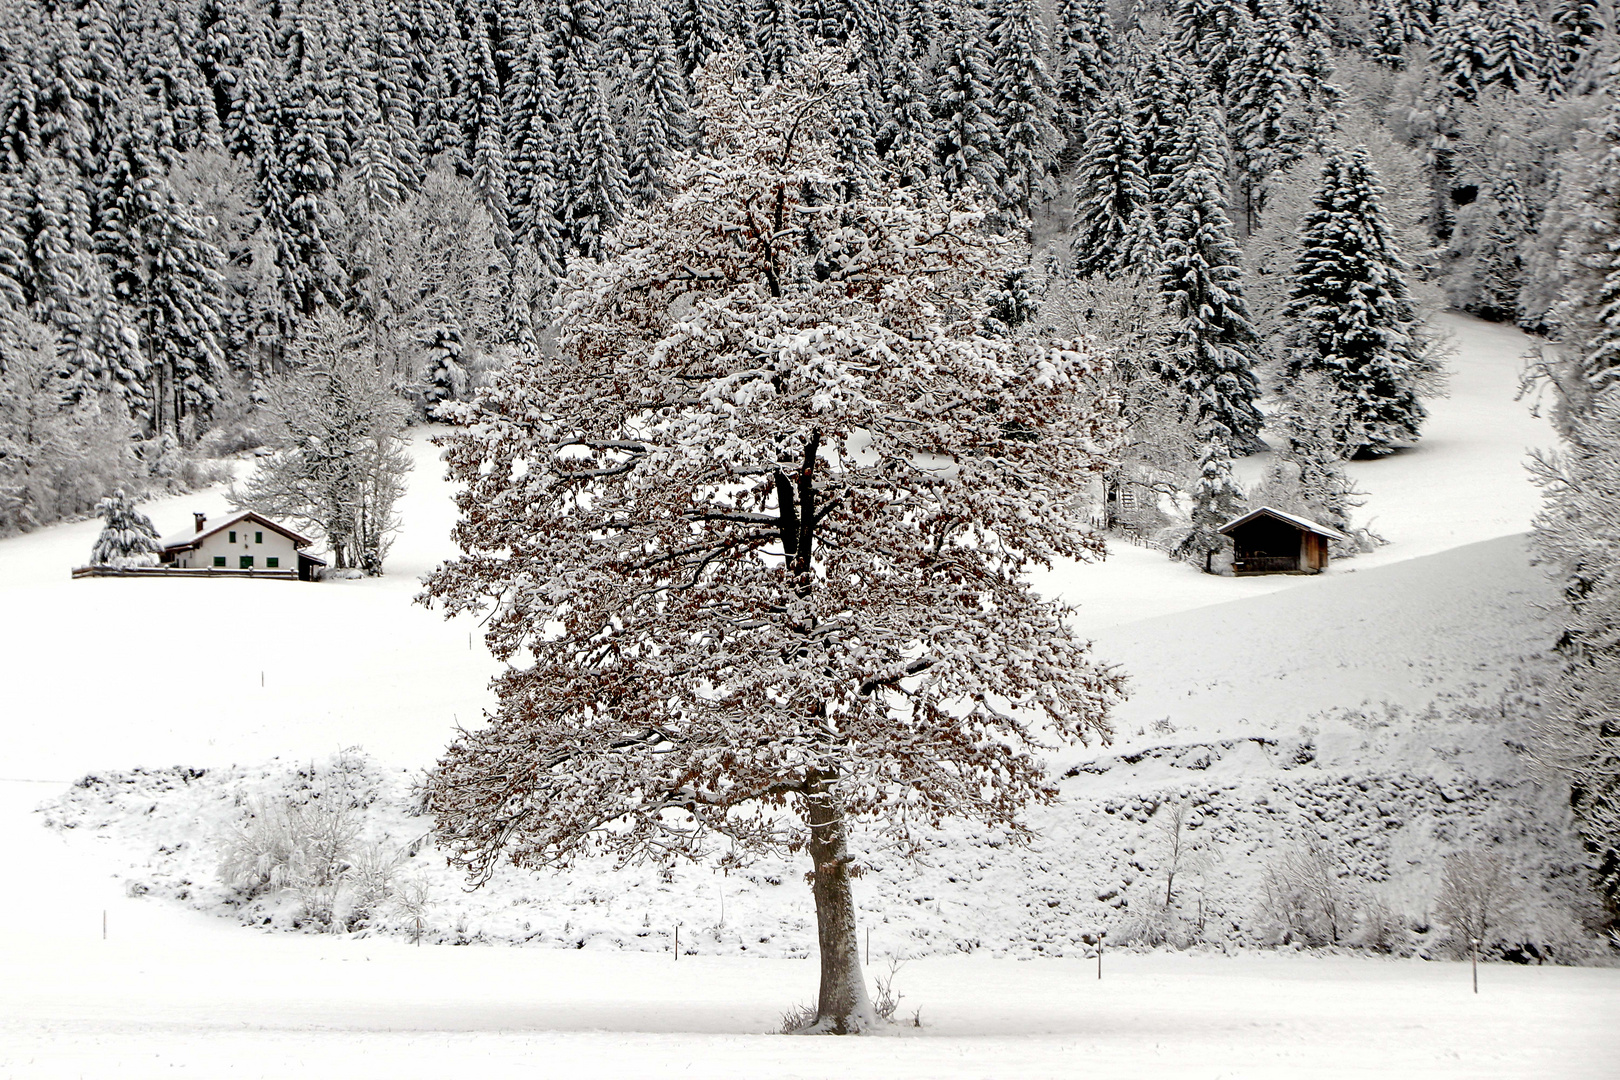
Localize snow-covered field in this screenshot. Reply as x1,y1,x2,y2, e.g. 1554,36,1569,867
3,313,1619,1077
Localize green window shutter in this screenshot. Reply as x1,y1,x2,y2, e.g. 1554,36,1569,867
266,557,279,568
213,556,226,567
229,531,236,543
255,531,263,544
240,556,254,569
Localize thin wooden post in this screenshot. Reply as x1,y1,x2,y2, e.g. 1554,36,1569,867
1471,938,1479,994
102,910,106,941
674,924,679,960
1097,932,1104,980
865,926,871,966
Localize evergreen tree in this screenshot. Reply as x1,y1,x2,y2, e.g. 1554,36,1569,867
1174,434,1243,572
672,0,730,77
749,0,805,81
1171,0,1248,97
570,78,629,260
1054,0,1114,156
1433,0,1491,102
1071,94,1153,278
505,2,565,270
985,0,1057,218
628,6,691,205
90,488,162,567
1155,113,1264,450
874,32,936,187
1482,0,1549,94
1365,0,1411,69
935,26,1004,199
1549,0,1606,94
1284,147,1433,456
1131,44,1203,228
1228,0,1308,227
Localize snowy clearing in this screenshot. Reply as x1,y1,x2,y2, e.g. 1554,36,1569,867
2,313,1617,1075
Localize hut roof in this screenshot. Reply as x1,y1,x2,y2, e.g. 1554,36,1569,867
1217,506,1351,544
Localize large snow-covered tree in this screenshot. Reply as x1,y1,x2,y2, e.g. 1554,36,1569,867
420,47,1123,1034
1283,146,1438,456
1155,113,1266,450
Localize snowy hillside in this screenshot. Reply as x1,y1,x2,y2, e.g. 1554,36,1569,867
4,313,1619,1076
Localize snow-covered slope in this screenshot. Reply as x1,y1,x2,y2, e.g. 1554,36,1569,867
1,313,1615,1076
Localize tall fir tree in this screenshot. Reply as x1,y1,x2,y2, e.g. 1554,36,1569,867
985,0,1058,218
748,0,805,81
569,77,629,260
1433,0,1491,102
1071,93,1154,278
1054,0,1114,159
1482,0,1550,94
1549,0,1606,95
1174,434,1244,571
628,5,691,205
672,0,730,76
934,24,1004,199
1155,113,1264,450
1283,147,1432,456
1227,0,1308,230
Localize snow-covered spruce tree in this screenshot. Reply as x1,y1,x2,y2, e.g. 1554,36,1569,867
1173,432,1243,572
1227,0,1309,230
1054,0,1114,153
1072,94,1155,278
985,0,1059,218
419,48,1123,1034
628,5,691,206
231,309,411,574
1283,146,1437,456
90,489,162,567
935,21,1006,200
1529,386,1620,921
1155,113,1266,452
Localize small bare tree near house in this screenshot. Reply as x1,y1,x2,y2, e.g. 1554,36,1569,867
1435,848,1519,955
231,310,412,574
419,48,1124,1034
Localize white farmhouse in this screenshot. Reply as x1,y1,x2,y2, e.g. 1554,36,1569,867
158,511,327,580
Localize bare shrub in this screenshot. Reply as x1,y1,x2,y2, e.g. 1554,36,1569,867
1352,892,1413,954
1259,839,1354,946
778,1002,818,1034
1435,848,1519,956
872,957,906,1022
390,875,433,942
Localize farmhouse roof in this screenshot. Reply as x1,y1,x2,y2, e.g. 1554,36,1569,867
159,510,316,553
1217,506,1351,544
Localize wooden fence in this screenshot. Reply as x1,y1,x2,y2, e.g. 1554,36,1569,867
71,565,299,581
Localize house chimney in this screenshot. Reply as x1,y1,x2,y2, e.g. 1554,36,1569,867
194,512,207,534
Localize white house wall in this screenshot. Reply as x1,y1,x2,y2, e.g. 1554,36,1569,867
174,526,301,571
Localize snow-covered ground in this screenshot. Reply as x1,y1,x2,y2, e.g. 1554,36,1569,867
3,313,1618,1077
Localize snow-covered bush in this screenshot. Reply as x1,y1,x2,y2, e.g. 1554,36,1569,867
1258,840,1356,946
218,798,360,901
89,489,161,568
1434,848,1521,957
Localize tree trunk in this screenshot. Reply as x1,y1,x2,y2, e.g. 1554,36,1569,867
804,769,873,1034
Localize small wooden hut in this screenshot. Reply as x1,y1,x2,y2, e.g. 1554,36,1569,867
1218,506,1349,576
